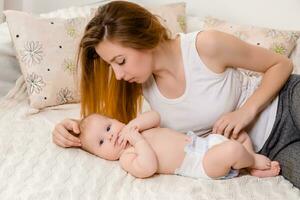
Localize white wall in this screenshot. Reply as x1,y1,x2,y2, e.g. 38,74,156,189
4,0,107,13
2,0,300,30
138,0,300,30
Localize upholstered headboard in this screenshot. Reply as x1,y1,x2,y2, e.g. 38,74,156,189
137,0,300,30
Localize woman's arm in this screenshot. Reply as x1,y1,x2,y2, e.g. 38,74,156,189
197,30,293,136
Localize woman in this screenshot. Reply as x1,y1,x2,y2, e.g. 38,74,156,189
52,1,300,188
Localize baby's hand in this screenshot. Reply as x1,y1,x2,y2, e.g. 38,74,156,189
118,126,144,148
117,122,139,144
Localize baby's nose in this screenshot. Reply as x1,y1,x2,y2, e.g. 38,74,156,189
105,133,113,140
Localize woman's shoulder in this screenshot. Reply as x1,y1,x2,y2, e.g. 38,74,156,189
196,30,228,58
195,30,229,73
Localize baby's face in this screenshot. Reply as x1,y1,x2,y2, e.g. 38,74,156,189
79,114,126,160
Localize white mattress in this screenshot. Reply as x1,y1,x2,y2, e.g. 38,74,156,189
0,76,299,199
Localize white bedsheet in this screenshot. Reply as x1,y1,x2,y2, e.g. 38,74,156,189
0,76,300,199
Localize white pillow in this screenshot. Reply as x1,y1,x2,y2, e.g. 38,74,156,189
0,22,21,98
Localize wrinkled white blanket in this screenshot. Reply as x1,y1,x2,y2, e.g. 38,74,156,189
0,76,299,200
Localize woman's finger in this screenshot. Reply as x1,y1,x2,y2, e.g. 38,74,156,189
62,119,80,134
232,125,242,139
212,118,224,134
216,120,228,135
224,123,234,138
54,134,73,148
54,138,68,148
54,130,81,147
57,125,81,144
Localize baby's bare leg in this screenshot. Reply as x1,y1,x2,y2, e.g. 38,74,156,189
234,132,273,170
202,140,254,179
235,132,281,177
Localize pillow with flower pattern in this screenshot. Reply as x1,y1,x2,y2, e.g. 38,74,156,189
4,10,89,109
203,16,300,76
3,4,186,109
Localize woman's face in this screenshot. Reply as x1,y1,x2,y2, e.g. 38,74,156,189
95,39,153,83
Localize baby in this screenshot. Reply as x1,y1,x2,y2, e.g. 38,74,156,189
78,110,280,179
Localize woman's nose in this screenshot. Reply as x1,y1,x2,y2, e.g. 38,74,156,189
113,67,125,80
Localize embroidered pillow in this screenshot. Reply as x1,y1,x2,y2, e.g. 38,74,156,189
203,16,300,76
147,2,186,34
4,10,90,109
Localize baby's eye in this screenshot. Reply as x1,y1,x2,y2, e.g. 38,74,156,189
99,140,104,145
106,125,111,132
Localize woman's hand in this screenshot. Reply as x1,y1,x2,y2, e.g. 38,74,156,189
117,126,144,148
52,118,81,148
212,107,256,139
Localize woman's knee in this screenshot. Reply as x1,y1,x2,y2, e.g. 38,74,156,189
274,142,300,189
289,75,300,131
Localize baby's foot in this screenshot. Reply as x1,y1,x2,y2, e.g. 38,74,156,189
252,154,272,170
250,161,281,178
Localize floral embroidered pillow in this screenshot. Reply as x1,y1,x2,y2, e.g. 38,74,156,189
203,16,300,76
90,2,187,36
4,10,91,109
147,2,186,35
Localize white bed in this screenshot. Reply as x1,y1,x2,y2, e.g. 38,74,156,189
1,0,300,199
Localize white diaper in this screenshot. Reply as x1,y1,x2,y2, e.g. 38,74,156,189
174,131,239,180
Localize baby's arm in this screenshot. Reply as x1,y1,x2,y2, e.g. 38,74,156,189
119,139,158,178
128,110,160,131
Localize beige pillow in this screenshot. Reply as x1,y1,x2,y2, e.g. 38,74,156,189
90,2,187,36
203,16,300,76
203,16,300,56
4,3,186,109
4,10,89,109
147,2,186,34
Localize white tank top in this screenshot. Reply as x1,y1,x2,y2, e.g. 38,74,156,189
142,31,278,152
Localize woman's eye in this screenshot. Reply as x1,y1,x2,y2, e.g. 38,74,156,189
106,125,111,132
99,140,104,145
118,59,125,65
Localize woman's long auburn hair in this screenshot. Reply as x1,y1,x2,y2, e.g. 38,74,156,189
77,1,171,123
